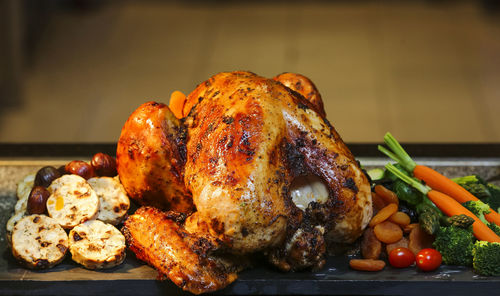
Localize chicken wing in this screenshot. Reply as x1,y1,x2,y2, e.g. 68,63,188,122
122,207,241,294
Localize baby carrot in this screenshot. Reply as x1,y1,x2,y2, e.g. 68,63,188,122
386,163,500,243
379,132,500,227
413,164,500,227
426,190,500,243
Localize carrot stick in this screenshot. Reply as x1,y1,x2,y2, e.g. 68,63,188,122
385,163,500,243
426,190,500,243
379,132,500,227
414,165,476,204
169,90,186,119
413,164,500,227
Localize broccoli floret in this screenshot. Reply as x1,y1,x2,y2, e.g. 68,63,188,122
433,225,475,266
452,175,487,185
487,222,500,236
472,241,500,276
462,200,491,224
463,200,500,235
446,214,475,228
462,184,492,200
453,175,500,213
452,175,491,200
486,183,500,213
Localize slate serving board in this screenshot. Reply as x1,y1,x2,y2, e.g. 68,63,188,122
1,144,499,295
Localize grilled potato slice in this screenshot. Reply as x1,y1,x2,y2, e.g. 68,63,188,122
11,215,68,269
6,211,25,236
69,220,126,269
17,173,35,200
87,177,130,225
7,187,31,240
47,175,99,229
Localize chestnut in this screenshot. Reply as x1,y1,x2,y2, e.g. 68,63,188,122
34,166,62,188
65,160,95,179
27,186,51,214
91,153,117,177
57,165,67,176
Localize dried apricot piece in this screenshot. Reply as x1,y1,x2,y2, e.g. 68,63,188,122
373,221,403,244
369,203,398,227
389,211,411,227
349,259,386,271
374,185,399,205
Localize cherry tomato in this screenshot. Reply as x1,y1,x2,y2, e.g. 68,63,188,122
388,247,415,268
416,248,442,271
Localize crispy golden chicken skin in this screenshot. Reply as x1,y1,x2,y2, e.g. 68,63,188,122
119,71,372,293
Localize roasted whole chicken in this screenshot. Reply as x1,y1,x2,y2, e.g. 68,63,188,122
118,71,372,294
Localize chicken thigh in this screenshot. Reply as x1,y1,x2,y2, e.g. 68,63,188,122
119,71,372,294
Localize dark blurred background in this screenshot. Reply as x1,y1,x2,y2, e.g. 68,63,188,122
1,0,499,143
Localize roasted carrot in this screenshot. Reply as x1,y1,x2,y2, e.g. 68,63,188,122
379,132,500,227
169,90,186,119
413,165,472,203
427,190,500,243
386,163,500,243
413,165,500,227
